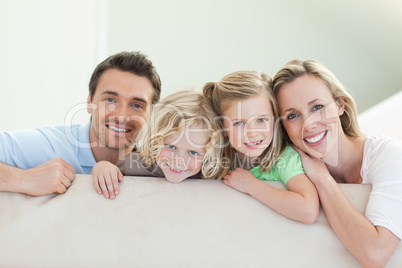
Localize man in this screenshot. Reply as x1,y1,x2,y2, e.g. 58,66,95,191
0,51,161,196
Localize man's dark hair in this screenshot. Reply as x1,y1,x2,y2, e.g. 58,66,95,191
89,51,161,103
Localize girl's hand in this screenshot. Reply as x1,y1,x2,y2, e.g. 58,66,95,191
91,161,123,200
292,146,331,184
223,168,258,194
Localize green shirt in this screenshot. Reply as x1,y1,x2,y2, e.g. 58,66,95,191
250,145,305,186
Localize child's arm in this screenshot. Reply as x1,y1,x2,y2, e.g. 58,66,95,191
91,161,124,200
223,168,319,224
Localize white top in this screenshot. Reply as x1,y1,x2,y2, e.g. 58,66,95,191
361,135,402,239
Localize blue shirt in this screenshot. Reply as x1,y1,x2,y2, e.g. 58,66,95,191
0,123,96,174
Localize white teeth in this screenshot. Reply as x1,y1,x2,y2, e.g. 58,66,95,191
245,140,262,146
108,125,129,133
305,131,327,143
169,165,188,174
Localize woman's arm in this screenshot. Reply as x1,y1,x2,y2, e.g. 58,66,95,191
223,168,319,224
294,147,400,268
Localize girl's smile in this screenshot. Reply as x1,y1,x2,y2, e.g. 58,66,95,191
222,92,274,158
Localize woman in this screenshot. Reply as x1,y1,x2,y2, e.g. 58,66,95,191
272,59,402,267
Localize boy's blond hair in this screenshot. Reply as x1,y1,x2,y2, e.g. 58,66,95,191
137,89,225,179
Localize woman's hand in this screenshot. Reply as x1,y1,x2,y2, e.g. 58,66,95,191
91,161,123,200
292,146,331,185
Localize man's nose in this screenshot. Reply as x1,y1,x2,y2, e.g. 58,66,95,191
113,104,131,122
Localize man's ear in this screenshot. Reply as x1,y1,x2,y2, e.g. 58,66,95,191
336,98,345,116
87,94,92,114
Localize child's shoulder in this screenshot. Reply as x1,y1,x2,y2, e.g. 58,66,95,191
278,145,299,159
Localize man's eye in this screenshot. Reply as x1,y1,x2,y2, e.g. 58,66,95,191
166,144,175,150
257,118,267,123
312,105,323,111
189,151,198,156
131,103,143,109
106,98,115,103
234,121,244,126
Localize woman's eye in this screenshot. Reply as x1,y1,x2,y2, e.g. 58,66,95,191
189,151,198,156
234,121,244,126
166,144,175,150
287,113,298,120
257,118,267,123
312,105,323,111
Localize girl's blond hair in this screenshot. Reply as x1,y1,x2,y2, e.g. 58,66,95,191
203,71,285,175
272,59,364,138
137,89,225,179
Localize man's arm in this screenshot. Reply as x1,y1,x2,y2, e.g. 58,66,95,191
0,158,75,196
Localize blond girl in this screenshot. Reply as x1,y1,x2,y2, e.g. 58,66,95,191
203,71,319,224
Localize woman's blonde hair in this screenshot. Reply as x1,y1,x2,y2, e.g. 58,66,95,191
203,71,285,175
272,59,364,138
137,89,225,179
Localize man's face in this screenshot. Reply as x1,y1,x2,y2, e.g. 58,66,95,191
87,68,154,152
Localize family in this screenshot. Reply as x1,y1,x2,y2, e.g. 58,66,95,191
1,51,401,267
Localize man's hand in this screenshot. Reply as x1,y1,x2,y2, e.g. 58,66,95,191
16,157,76,196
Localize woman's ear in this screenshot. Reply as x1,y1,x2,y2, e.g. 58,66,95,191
336,98,345,116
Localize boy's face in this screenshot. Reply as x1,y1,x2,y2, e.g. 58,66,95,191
156,127,209,183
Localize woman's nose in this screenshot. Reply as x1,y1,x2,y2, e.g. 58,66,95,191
302,112,322,132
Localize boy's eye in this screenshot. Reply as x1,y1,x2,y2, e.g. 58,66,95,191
166,144,176,150
257,118,267,123
189,151,198,156
234,121,244,126
312,105,323,111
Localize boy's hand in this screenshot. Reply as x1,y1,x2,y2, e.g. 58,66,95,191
91,161,123,200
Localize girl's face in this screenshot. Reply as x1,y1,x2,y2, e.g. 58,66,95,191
155,126,209,183
277,74,344,160
222,92,274,158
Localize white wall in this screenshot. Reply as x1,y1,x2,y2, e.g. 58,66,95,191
0,0,107,131
359,90,402,139
1,0,402,132
108,0,402,110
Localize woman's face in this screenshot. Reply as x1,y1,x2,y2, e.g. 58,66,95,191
277,75,344,160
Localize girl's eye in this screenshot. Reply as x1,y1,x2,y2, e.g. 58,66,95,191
166,144,175,150
312,105,323,111
234,121,244,126
189,151,198,156
257,118,267,123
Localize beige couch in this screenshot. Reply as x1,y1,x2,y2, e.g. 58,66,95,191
1,174,401,267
